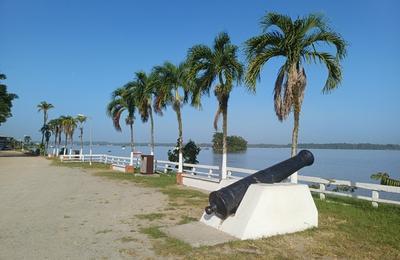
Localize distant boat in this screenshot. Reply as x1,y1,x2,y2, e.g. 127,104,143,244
122,145,126,150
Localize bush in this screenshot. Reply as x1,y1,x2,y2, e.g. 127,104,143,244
168,139,201,164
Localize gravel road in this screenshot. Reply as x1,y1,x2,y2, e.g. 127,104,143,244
0,152,166,259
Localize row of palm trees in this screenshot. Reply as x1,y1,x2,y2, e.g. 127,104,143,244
107,12,347,181
37,101,88,156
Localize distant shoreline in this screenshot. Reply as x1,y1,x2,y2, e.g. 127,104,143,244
71,142,400,151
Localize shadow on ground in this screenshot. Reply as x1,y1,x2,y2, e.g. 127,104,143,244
0,150,38,157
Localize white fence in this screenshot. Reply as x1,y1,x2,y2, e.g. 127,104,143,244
58,154,400,208
60,154,140,166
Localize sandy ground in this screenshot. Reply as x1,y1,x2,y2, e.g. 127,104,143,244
0,152,166,259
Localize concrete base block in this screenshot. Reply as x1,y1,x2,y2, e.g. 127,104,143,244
200,183,318,240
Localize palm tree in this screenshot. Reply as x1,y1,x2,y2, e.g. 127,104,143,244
60,116,77,155
129,71,156,155
40,124,51,154
48,118,61,156
152,61,193,173
76,114,87,156
107,85,137,157
37,101,54,147
245,13,346,182
187,32,245,178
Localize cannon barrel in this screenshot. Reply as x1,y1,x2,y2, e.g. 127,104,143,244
205,150,314,219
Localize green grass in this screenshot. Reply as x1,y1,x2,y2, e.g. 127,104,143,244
52,162,400,258
50,158,111,170
135,213,165,221
140,226,166,239
178,216,198,225
139,226,191,256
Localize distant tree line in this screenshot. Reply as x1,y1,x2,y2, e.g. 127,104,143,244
247,143,400,150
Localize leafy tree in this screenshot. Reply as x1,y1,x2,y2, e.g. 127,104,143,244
37,101,54,146
187,32,246,178
0,73,18,125
212,132,247,153
152,61,195,173
168,139,201,165
245,13,346,182
107,85,137,152
24,135,31,144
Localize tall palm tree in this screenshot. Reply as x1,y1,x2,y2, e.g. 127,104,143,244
48,118,61,156
107,85,137,156
187,32,245,178
76,114,87,156
37,101,54,147
40,124,51,154
60,116,77,155
129,71,156,155
245,13,346,182
152,61,193,173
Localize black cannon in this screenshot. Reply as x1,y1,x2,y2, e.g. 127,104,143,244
205,150,314,219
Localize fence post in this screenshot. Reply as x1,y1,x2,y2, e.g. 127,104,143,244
227,170,232,178
208,169,212,178
372,190,379,208
319,184,326,200
164,164,168,174
191,167,196,175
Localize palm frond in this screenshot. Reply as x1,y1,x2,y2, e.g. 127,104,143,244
302,51,342,93
245,47,283,87
260,12,293,34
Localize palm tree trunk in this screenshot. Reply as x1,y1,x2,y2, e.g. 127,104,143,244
80,127,84,155
53,133,57,155
57,131,62,155
221,98,228,179
290,108,300,183
129,122,135,152
129,121,135,166
69,135,73,155
149,107,155,156
41,112,46,145
64,133,68,155
176,107,183,173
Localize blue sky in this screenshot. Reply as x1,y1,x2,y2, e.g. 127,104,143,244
1,0,399,144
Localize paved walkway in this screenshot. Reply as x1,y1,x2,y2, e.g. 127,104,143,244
0,152,166,259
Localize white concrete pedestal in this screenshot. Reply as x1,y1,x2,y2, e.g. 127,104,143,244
200,183,318,240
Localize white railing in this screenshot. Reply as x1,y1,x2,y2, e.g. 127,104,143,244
60,154,140,166
226,166,400,208
154,160,220,179
58,154,400,208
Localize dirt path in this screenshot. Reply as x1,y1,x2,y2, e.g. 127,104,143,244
0,153,166,259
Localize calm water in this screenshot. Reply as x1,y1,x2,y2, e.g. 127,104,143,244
56,145,400,200
70,145,400,182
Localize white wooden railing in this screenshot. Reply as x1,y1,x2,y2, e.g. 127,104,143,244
58,154,400,208
60,154,140,166
226,167,400,208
